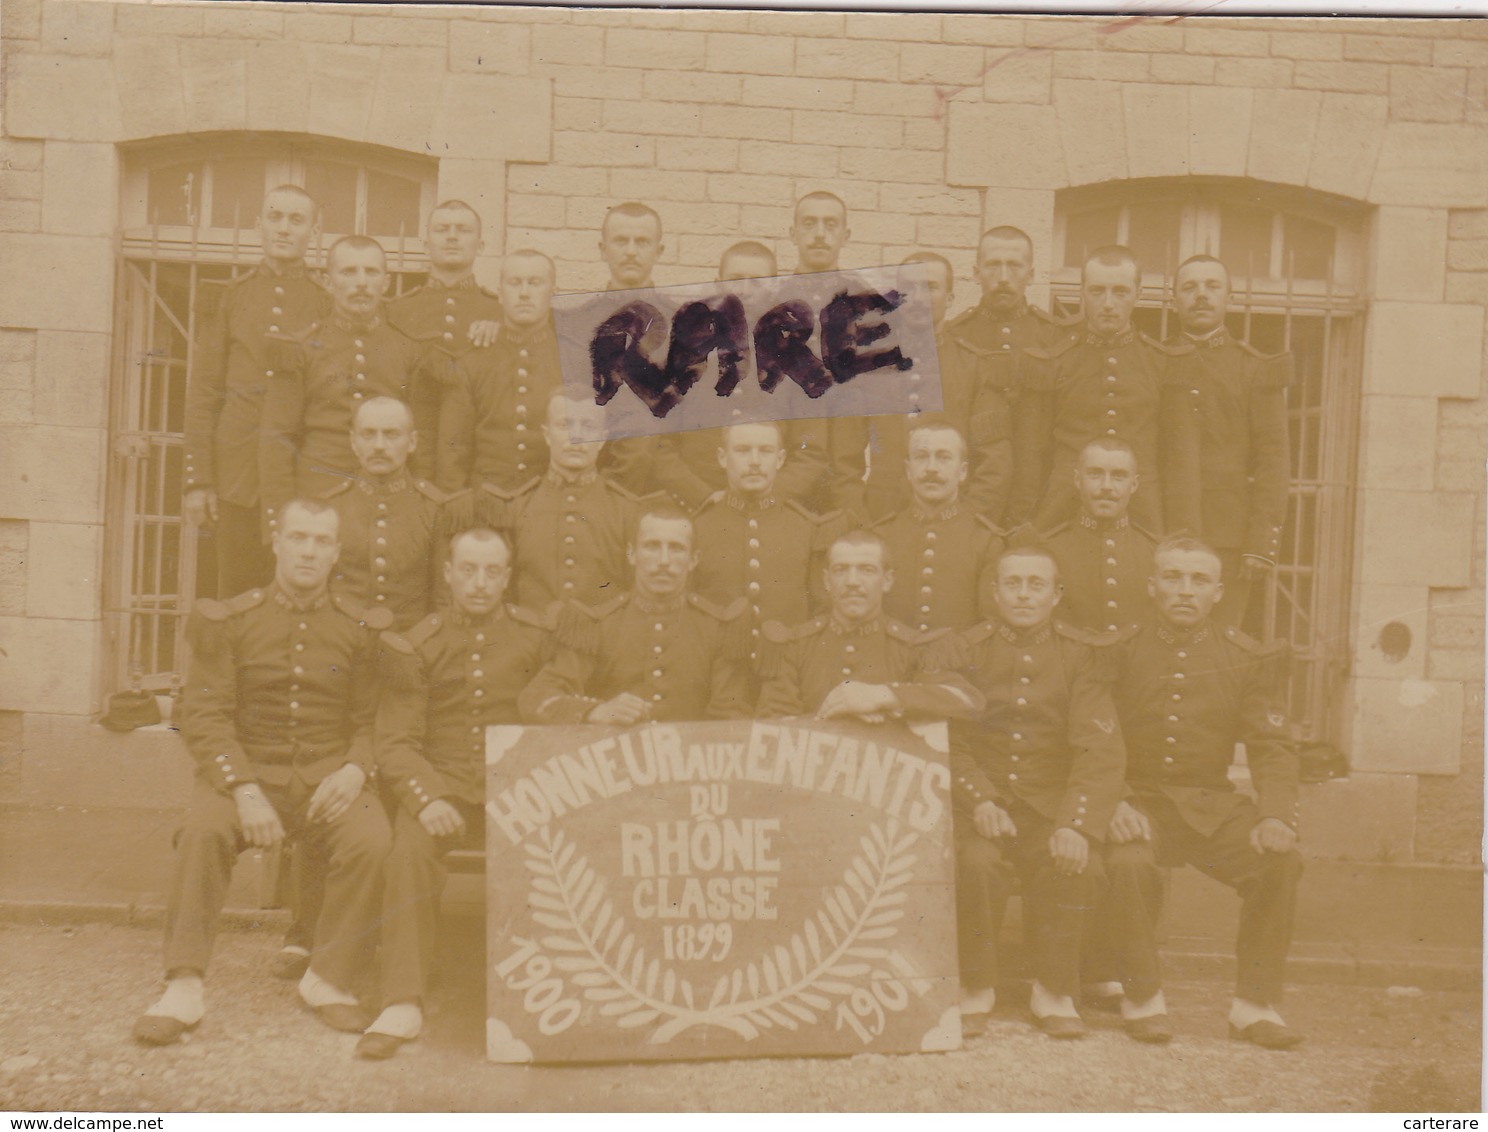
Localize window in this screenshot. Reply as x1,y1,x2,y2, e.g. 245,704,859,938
1054,179,1370,743
106,136,438,693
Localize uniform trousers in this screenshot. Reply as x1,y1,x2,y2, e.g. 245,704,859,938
1089,791,1302,1006
213,499,275,598
1211,548,1258,632
379,799,486,1006
163,775,390,992
953,801,1106,1000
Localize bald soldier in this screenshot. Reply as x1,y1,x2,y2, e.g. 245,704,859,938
386,200,502,350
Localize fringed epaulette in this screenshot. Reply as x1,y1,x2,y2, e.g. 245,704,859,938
185,597,233,657
509,603,554,632
319,478,355,500
333,591,394,631
688,593,747,622
925,620,992,673
1023,329,1080,362
756,619,798,678
1055,619,1119,647
480,478,540,503
376,625,426,690
693,490,727,519
556,596,622,655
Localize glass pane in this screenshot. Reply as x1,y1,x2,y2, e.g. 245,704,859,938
147,162,204,227
1284,214,1334,280
1125,201,1182,277
1219,204,1273,280
210,156,268,230
304,160,359,235
365,169,423,240
1063,205,1119,269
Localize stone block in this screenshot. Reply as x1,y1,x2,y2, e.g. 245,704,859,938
980,188,1057,279
1188,86,1252,178
981,49,1053,104
533,23,603,67
748,11,844,39
0,169,41,202
202,6,284,39
642,72,740,106
1247,89,1321,187
1122,83,1189,178
40,143,117,239
551,131,652,170
947,102,1064,190
1391,65,1469,123
1359,394,1439,493
551,67,643,103
1051,49,1151,84
603,101,701,139
1183,24,1270,56
18,715,192,810
449,19,528,74
1365,302,1484,400
737,141,839,180
0,139,44,171
284,11,354,43
1100,20,1186,53
1445,272,1488,305
1299,773,1417,862
1307,93,1389,201
741,74,855,111
702,104,793,142
1212,57,1294,90
1345,33,1434,64
368,50,445,154
306,45,378,143
793,110,899,150
33,330,109,430
1448,239,1488,271
604,28,707,71
940,15,1024,48
794,37,898,82
246,41,311,134
180,39,249,134
899,41,982,85
705,32,794,76
1354,582,1431,680
1052,79,1127,186
26,522,100,620
0,520,27,616
838,147,943,186
1294,59,1390,95
1350,676,1464,776
114,37,186,141
41,0,115,56
5,53,122,142
1147,54,1216,85
1372,208,1450,301
845,13,942,43
352,15,446,48
1372,123,1488,208
5,0,41,39
1357,489,1476,589
0,423,104,524
915,213,980,250
0,200,40,234
1270,30,1344,60
0,616,101,715
657,137,739,173
434,75,551,164
0,235,112,333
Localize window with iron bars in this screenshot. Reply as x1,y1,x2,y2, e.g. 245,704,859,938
1053,179,1368,743
105,138,439,698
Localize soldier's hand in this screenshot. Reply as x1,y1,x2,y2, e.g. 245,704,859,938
184,488,218,527
817,681,898,721
467,320,502,349
1240,554,1275,581
306,764,368,825
233,785,284,849
1048,827,1090,876
587,693,651,726
973,801,1016,840
419,799,466,840
1250,817,1297,855
1107,800,1152,844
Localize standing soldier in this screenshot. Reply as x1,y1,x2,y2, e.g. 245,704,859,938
870,420,1001,634
937,545,1125,1039
386,200,502,350
519,504,752,724
945,226,1065,361
184,185,328,595
1012,245,1199,534
260,236,440,529
1091,536,1303,1048
1044,438,1157,634
131,499,391,1046
357,528,554,1060
756,530,982,722
1169,255,1291,627
436,249,564,493
599,201,665,291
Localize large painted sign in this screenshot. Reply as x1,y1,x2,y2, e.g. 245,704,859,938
484,718,962,1063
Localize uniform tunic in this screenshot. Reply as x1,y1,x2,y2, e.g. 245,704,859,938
1044,513,1157,634
387,275,502,352
870,502,1001,632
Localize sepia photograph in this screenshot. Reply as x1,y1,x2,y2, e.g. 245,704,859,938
0,0,1483,1115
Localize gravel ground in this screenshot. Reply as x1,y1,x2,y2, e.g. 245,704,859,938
0,918,1479,1113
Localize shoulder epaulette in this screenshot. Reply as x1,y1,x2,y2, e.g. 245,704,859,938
556,595,623,655
1146,331,1194,356
693,491,727,517
785,499,836,524
1029,305,1059,324
403,612,443,647
193,597,233,622
885,618,922,644
480,477,541,502
1221,623,1285,658
392,284,426,303
944,307,977,333
223,588,267,615
509,604,553,631
1024,331,1080,361
959,620,999,646
319,479,355,499
576,594,627,621
414,479,451,504
915,626,954,646
765,616,826,645
1114,622,1144,643
604,477,642,503
378,628,418,656
688,593,748,621
974,515,1006,539
332,591,394,631
867,510,901,530
1055,619,1118,647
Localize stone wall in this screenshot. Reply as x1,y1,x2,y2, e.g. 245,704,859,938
0,2,1483,863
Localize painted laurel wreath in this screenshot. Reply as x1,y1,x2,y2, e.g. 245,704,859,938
521,820,919,1043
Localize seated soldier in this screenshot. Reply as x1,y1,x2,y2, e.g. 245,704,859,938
756,530,982,722
1089,535,1303,1049
934,545,1125,1039
518,503,753,724
870,419,1001,634
1044,437,1157,634
132,499,391,1046
356,527,556,1060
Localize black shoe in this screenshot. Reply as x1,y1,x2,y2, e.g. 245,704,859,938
1125,1014,1175,1044
132,1013,198,1046
312,1003,371,1034
271,947,311,981
1229,1020,1304,1050
1035,1013,1086,1040
355,1032,409,1060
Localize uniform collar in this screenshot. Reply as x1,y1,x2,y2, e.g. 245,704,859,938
546,467,598,489
1084,327,1136,348
1080,513,1129,532
997,621,1052,646
1156,622,1211,647
911,499,960,523
271,583,330,613
631,591,686,615
357,473,410,497
425,273,479,292
332,312,383,334
725,491,776,512
828,614,882,637
500,318,555,347
450,605,507,629
1185,326,1230,348
976,296,1027,325
258,258,308,281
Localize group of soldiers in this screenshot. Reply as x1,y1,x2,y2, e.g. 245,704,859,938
135,183,1304,1060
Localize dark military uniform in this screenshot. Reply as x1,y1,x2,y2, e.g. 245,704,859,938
321,474,458,632
436,318,564,493
387,275,502,352
374,604,553,1005
936,618,1125,997
1012,327,1200,534
870,502,1001,633
163,585,391,992
650,422,831,513
519,592,753,723
945,297,1065,361
756,614,982,719
1093,620,1300,1007
1168,329,1292,627
260,315,440,522
184,261,329,595
1045,514,1157,634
